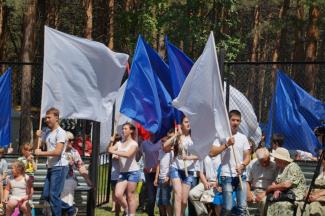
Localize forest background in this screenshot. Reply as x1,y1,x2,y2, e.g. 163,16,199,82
0,0,324,145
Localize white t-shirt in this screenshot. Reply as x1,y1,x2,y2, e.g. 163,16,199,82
141,140,161,169
158,149,174,180
221,132,250,177
200,155,221,181
246,158,277,189
42,127,68,168
116,141,140,172
171,135,196,171
296,150,313,160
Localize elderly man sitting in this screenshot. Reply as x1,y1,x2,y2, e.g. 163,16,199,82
246,148,277,215
265,147,306,216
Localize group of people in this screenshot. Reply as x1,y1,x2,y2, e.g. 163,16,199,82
1,106,322,216
0,107,92,216
107,109,325,216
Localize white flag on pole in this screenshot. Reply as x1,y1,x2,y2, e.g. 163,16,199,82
41,26,129,122
99,81,132,153
172,32,231,159
226,84,262,146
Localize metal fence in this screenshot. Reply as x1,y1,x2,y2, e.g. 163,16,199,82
224,62,325,123
97,153,111,206
2,60,325,207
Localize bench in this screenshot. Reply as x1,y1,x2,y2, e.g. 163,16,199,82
4,155,92,216
247,160,318,216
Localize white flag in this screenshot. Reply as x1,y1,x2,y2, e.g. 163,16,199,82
41,26,129,122
99,81,132,153
172,32,231,159
226,84,262,146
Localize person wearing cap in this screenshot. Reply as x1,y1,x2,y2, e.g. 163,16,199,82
246,147,277,215
265,147,306,216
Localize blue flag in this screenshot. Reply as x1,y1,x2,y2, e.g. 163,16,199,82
265,70,325,155
0,68,12,147
165,37,194,123
120,36,174,138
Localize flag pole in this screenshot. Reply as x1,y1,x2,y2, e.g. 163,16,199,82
217,42,243,189
36,113,42,149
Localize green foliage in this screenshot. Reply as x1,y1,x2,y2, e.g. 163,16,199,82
1,0,324,63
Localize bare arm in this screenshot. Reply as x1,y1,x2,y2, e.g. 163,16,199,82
183,154,199,160
266,181,292,194
209,144,227,157
163,134,178,152
108,145,118,154
236,150,251,175
26,177,33,199
110,145,138,158
154,163,160,186
242,150,251,166
246,181,254,202
35,142,65,157
3,182,10,201
199,171,210,188
209,137,234,157
78,165,93,186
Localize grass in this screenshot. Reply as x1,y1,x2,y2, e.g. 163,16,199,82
95,164,159,215
95,203,159,216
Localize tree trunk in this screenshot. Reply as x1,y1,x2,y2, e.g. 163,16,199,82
257,40,268,121
304,3,320,95
0,0,8,71
271,0,290,92
84,0,93,39
107,0,114,49
292,0,305,85
247,5,260,104
45,0,60,28
20,0,37,146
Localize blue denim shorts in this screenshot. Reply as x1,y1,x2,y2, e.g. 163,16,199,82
118,171,140,183
156,179,172,206
169,167,194,186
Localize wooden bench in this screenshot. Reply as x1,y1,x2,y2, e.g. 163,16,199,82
4,155,92,216
247,160,318,216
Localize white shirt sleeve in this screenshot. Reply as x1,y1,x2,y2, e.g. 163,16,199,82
57,129,66,143
243,136,250,151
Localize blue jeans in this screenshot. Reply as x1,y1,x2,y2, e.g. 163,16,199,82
221,175,247,216
42,166,75,216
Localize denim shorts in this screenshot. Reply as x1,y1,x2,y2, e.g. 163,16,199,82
169,167,194,186
156,179,172,206
118,171,140,183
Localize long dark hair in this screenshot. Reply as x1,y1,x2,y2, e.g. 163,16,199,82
122,122,136,140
